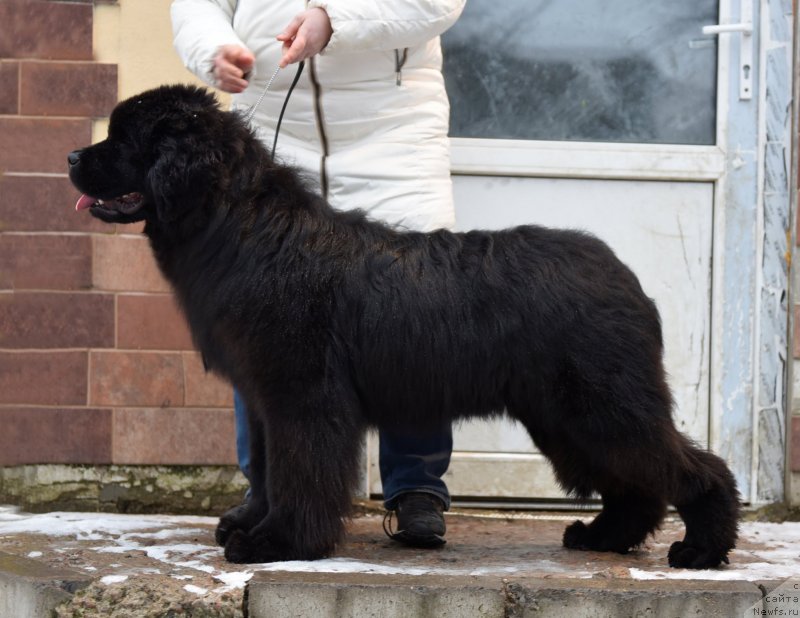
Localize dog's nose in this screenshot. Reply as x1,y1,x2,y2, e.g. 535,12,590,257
67,150,82,167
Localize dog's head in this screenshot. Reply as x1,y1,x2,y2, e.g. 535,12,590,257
68,85,232,226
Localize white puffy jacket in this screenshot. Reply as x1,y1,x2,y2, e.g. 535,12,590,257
171,0,465,232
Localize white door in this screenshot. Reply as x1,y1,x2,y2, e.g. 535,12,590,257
367,0,783,504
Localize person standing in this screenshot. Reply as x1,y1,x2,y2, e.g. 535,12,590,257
171,0,465,547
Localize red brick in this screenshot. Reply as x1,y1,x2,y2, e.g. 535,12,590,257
112,408,236,465
117,294,194,350
183,352,234,408
0,117,91,174
0,291,114,348
0,1,93,61
0,243,10,290
0,61,19,114
90,351,184,407
0,351,87,405
0,175,110,233
21,62,117,117
93,235,171,293
792,416,800,472
0,235,92,291
0,407,112,465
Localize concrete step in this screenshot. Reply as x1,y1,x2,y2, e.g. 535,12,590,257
1,507,798,617
247,572,766,618
0,552,91,618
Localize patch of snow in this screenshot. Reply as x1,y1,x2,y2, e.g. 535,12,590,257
123,529,202,541
173,560,216,574
26,551,42,558
248,558,598,579
255,558,434,576
0,512,216,541
214,571,253,589
183,584,208,595
93,543,216,561
100,575,129,585
630,562,800,581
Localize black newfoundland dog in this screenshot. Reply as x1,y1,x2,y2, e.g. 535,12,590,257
68,85,739,568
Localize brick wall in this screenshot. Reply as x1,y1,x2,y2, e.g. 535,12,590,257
0,0,236,469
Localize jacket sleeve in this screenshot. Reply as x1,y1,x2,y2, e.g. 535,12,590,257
307,0,466,54
170,0,247,86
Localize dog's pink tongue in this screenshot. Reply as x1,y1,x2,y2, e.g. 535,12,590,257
75,194,95,212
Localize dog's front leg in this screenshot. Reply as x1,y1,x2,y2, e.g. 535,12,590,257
223,385,364,563
215,406,270,547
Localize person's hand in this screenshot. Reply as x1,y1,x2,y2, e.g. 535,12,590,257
213,44,256,93
277,8,332,68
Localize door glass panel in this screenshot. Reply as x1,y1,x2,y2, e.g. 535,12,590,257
442,1,718,145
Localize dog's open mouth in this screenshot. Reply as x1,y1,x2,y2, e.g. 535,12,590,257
75,192,145,215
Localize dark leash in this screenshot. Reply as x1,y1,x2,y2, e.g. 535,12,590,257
244,60,305,158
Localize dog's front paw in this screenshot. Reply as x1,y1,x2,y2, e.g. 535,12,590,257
668,540,730,569
223,528,294,564
224,529,256,563
215,501,268,547
215,503,249,546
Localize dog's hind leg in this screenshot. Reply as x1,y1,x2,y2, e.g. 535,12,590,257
555,426,739,568
224,382,364,563
666,436,740,569
562,492,667,554
515,363,737,567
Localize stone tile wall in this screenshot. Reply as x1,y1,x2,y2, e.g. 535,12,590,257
0,0,236,469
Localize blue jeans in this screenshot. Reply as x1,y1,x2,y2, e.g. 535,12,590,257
233,389,452,510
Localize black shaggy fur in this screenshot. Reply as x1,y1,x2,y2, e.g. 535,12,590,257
68,85,740,568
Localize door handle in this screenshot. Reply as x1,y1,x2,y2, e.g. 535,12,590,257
702,23,752,35
702,0,753,100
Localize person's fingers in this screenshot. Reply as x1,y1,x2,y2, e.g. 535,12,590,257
213,59,249,93
229,46,255,73
277,9,331,67
277,15,303,43
217,45,254,73
217,75,249,93
280,34,307,68
213,45,255,92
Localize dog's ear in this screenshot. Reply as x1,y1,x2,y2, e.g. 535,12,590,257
146,132,221,223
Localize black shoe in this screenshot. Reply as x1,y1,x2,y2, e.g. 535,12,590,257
383,492,446,548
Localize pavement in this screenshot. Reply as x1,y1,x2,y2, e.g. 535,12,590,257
1,503,799,617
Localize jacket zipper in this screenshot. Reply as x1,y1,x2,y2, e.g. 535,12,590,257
308,58,330,199
395,48,409,86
